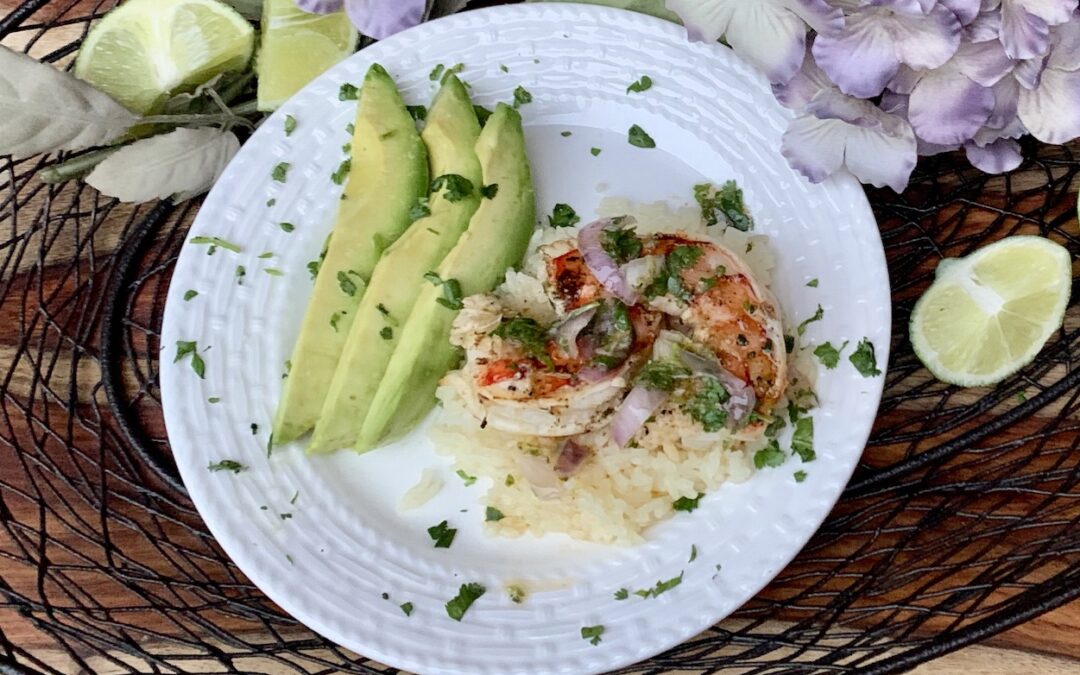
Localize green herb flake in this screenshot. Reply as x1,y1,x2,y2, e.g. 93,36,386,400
791,417,815,462
627,74,653,94
672,493,704,513
407,105,427,122
591,147,602,156
784,334,796,354
600,224,642,265
635,360,690,392
480,183,499,199
329,312,342,332
423,273,465,310
581,625,605,646
400,602,414,616
380,326,393,340
635,572,684,599
264,268,284,277
474,105,493,127
183,290,198,301
337,271,359,297
548,203,580,228
689,544,698,563
614,588,629,600
331,158,352,185
207,460,246,474
445,582,485,621
290,491,299,505
485,506,505,522
794,470,808,483
258,251,274,259
250,423,258,435
813,340,848,369
508,585,525,604
505,474,515,486
286,553,294,565
189,236,241,253
345,122,355,135
440,62,465,84
427,520,457,548
628,124,656,149
284,115,297,136
513,85,533,108
174,341,206,379
500,64,509,73
208,397,221,404
456,469,477,486
266,198,276,207
492,317,552,367
271,162,290,183
338,83,359,100
682,376,730,432
693,181,753,231
431,174,474,203
807,278,819,287
429,64,446,81
754,440,786,469
797,305,825,336
279,512,292,521
850,338,882,377
561,131,572,137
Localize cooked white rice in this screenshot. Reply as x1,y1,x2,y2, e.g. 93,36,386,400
428,199,805,545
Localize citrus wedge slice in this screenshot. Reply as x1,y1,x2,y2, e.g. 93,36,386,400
910,236,1072,387
75,0,254,114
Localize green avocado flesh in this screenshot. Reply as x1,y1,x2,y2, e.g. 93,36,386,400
356,104,536,451
307,74,482,454
272,64,428,445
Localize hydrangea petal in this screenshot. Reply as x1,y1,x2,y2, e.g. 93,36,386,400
888,65,923,93
1014,54,1049,87
783,90,917,191
666,0,735,42
814,5,961,97
772,40,835,108
1047,17,1080,70
779,0,845,33
909,71,995,143
942,0,983,23
967,8,1002,41
345,0,425,39
1017,0,1079,25
985,76,1021,126
953,38,1015,85
865,0,938,13
973,112,1027,144
999,0,1052,57
965,137,1023,172
723,3,811,83
1017,66,1080,142
881,91,962,153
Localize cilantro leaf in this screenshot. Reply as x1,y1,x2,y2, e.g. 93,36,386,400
456,469,477,486
445,582,485,621
693,181,754,231
813,340,848,369
626,75,653,94
400,602,414,616
337,271,358,297
431,174,474,203
635,360,690,392
753,440,786,469
600,224,642,265
207,460,245,474
681,376,730,432
485,506,505,522
271,162,290,183
480,183,499,199
284,115,297,136
794,470,808,483
331,158,351,185
850,338,882,377
581,625,605,646
628,124,656,148
513,85,533,108
183,290,198,301
791,417,815,462
797,305,824,336
548,203,580,228
427,520,457,548
614,588,629,600
338,83,359,100
672,493,704,512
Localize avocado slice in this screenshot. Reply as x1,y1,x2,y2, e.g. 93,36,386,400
356,103,536,451
308,74,482,454
272,64,428,445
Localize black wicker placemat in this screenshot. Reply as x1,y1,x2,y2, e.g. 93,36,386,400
0,2,1078,673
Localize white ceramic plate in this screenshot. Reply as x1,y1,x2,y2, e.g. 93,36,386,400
160,4,891,674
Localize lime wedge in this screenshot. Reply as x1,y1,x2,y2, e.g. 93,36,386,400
75,0,254,114
910,236,1072,387
257,0,358,111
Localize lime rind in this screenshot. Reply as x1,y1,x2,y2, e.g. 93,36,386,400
910,235,1072,387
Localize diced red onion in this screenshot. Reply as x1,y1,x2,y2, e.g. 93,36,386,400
554,438,590,477
551,305,597,360
611,385,668,447
295,0,344,13
516,455,562,500
578,218,639,305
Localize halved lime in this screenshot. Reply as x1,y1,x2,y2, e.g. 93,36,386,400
910,236,1072,387
257,0,358,111
75,0,255,114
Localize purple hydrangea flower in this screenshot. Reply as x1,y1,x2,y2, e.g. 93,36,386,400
295,0,425,39
1018,17,1080,142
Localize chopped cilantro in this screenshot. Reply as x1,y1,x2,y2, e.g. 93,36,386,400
400,602,414,616
409,197,431,223
235,265,246,285
794,470,808,483
429,64,445,81
473,105,493,126
561,131,572,137
331,158,351,185
407,105,427,122
513,85,533,108
445,582,485,621
628,124,656,148
581,625,605,646
634,572,684,599
431,174,474,203
279,513,292,521
250,423,258,435
208,397,220,404
174,341,205,379
485,506,505,522
258,251,273,259
591,147,602,156
508,585,525,604
284,115,297,135
456,469,477,486
337,271,359,297
673,493,704,512
689,544,698,563
850,338,882,377
290,491,299,505
264,268,283,277
505,474,515,486
492,317,551,367
345,122,354,135
189,236,241,253
440,62,465,84
500,64,509,73
380,326,393,340
784,334,796,353
183,290,198,301
792,417,815,462
797,305,824,336
682,376,730,432
600,224,642,264
271,162,290,183
427,520,457,548
614,588,629,600
207,460,245,474
266,198,276,207
693,181,753,231
307,260,321,280
338,83,359,100
329,312,342,331
548,203,580,228
635,360,690,392
813,341,848,369
480,183,499,199
627,75,653,93
764,415,786,438
278,222,295,233
754,440,786,469
807,278,819,287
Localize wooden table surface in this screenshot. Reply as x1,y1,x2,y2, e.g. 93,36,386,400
1,2,1078,674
